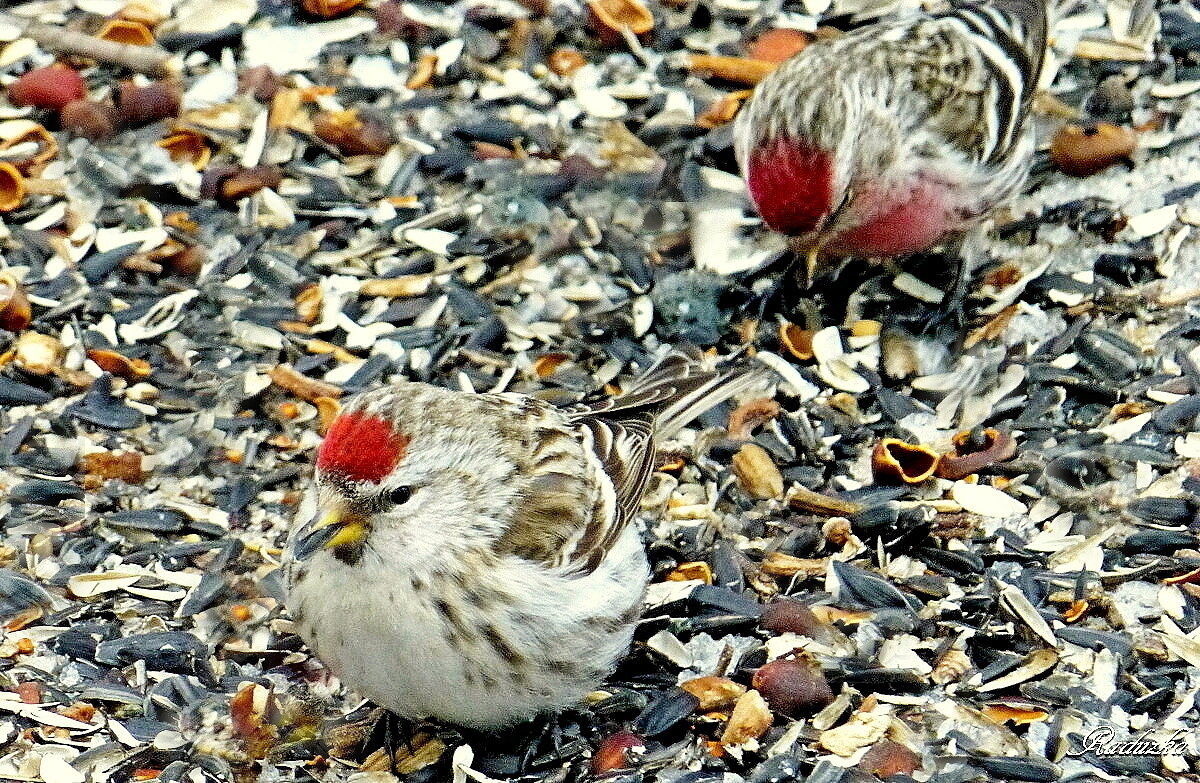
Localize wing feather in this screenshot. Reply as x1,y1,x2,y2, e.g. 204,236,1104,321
899,1,1047,165
498,350,768,575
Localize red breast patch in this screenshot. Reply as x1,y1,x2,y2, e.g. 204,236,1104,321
316,413,409,483
747,136,835,235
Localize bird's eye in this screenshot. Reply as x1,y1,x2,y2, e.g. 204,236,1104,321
388,486,413,505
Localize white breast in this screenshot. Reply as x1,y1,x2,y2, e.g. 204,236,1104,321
284,525,649,729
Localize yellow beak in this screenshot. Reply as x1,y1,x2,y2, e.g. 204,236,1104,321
314,506,369,551
804,246,820,289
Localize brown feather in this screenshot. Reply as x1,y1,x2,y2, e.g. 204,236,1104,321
498,350,764,575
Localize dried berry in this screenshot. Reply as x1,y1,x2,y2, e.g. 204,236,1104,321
858,740,921,777
591,730,645,774
60,100,120,140
8,65,86,111
752,659,833,717
760,598,828,638
116,80,182,127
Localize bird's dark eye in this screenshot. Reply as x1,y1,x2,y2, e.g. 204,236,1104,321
388,486,413,505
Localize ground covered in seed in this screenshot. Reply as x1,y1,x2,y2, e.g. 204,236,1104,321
1,1,1200,782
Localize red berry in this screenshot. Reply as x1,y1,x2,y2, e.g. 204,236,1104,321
116,80,181,127
238,65,281,102
859,740,921,777
591,730,645,774
8,66,86,111
760,598,826,637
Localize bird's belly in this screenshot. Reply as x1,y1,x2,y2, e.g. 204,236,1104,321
287,568,469,718
285,544,646,729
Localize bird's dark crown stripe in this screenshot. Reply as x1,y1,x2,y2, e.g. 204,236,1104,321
316,412,409,483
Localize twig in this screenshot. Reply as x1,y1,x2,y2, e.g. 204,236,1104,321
22,177,66,197
0,14,176,77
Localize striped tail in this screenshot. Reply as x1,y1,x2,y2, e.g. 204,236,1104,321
577,347,769,438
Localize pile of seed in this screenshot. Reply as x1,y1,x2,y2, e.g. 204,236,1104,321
0,1,1198,782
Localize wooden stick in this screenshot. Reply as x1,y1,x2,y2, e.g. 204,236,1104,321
22,177,67,196
0,14,176,77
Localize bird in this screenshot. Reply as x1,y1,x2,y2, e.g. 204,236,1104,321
282,350,764,731
733,0,1048,307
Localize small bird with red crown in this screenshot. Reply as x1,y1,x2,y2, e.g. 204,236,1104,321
283,350,764,731
734,0,1048,306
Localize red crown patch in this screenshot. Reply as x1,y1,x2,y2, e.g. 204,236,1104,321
747,136,834,236
316,413,409,483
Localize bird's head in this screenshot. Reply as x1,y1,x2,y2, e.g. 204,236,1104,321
743,134,842,239
289,384,521,567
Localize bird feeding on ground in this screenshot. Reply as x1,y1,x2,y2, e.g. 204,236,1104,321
734,0,1048,305
283,351,764,730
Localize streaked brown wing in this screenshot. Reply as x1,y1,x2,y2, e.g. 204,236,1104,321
499,350,764,574
558,350,732,572
491,400,595,569
577,415,656,514
493,407,653,575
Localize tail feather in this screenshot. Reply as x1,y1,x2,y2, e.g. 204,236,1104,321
653,362,770,438
597,347,770,437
